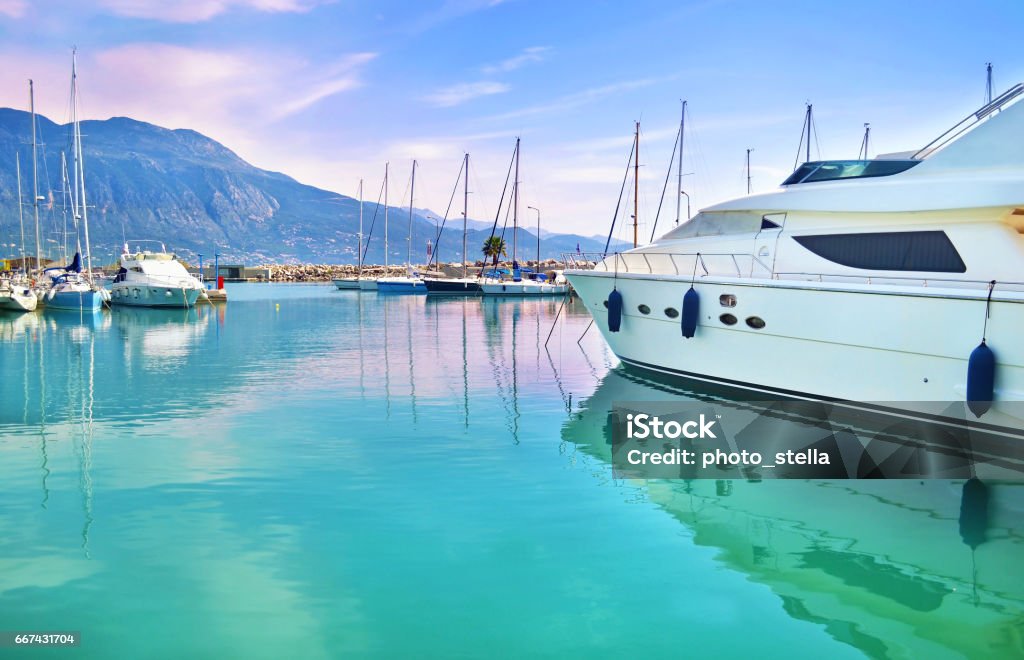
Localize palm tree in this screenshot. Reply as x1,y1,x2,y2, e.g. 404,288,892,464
482,236,507,268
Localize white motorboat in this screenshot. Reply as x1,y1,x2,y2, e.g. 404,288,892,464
0,277,38,312
110,241,204,308
565,85,1024,422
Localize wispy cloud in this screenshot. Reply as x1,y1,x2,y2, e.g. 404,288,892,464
97,0,326,23
270,52,377,119
481,46,550,75
486,77,664,122
0,0,27,18
424,81,509,107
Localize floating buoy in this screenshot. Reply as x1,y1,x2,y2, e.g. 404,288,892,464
966,340,995,417
681,286,699,338
607,288,623,333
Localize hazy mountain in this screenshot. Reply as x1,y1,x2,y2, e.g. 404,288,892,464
0,108,622,265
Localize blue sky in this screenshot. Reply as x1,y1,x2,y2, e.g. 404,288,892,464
1,0,1022,239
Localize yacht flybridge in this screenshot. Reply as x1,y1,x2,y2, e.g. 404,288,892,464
565,84,1024,423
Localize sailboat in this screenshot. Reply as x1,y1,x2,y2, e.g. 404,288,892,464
0,153,38,312
424,153,481,295
333,179,363,290
377,160,426,294
43,51,109,313
480,139,568,296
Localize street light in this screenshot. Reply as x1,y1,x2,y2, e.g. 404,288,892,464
527,206,540,268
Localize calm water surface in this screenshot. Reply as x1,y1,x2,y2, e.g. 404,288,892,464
0,284,1021,658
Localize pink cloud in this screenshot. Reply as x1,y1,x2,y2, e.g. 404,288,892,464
98,0,326,23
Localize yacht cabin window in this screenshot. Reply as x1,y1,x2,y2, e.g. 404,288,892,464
782,159,921,185
793,231,967,273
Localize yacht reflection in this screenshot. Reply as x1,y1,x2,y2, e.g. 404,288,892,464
113,306,210,368
561,368,1024,659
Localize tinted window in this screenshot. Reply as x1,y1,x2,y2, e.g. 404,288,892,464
782,159,921,185
793,231,966,273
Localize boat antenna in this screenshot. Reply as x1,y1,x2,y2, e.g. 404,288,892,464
633,121,639,248
985,62,994,105
746,148,754,194
858,123,871,160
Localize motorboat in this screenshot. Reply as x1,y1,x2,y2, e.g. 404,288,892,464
565,85,1024,422
110,241,204,308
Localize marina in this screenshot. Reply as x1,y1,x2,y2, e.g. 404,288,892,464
1,283,1021,657
2,2,1024,657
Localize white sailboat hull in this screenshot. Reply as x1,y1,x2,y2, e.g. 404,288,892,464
480,280,568,296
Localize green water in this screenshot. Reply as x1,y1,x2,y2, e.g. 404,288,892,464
0,284,1021,658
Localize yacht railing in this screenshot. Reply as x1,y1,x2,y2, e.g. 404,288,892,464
562,252,1024,293
913,82,1024,160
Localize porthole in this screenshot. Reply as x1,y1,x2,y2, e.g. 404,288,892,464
602,300,609,308
719,313,737,326
664,307,679,319
638,304,651,315
746,316,766,329
719,294,737,308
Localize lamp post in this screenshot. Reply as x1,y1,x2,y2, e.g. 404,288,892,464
198,253,204,284
527,206,540,269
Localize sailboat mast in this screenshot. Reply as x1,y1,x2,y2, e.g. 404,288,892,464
357,178,363,278
462,153,469,279
30,80,41,272
633,121,639,248
408,160,415,266
677,101,686,226
16,153,26,270
71,51,94,283
383,163,389,272
513,138,519,263
61,152,77,259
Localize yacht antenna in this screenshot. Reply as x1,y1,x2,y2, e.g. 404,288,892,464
633,121,640,248
746,148,753,194
986,62,993,105
858,123,871,160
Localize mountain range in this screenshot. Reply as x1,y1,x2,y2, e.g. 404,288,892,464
0,108,624,266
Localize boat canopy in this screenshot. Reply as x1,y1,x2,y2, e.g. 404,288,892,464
781,159,921,186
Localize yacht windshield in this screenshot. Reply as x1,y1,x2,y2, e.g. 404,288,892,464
782,159,920,185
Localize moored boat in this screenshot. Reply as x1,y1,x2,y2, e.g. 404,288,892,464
111,241,204,308
565,84,1024,419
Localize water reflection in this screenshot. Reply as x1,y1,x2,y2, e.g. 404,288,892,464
561,367,1024,658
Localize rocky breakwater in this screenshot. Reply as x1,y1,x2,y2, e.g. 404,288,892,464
261,259,568,282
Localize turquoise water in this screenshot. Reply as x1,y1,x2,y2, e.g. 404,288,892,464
1,284,1021,659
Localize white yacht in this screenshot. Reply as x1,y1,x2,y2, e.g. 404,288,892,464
565,85,1024,422
0,276,37,312
111,241,204,308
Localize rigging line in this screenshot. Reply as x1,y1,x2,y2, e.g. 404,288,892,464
426,156,466,269
482,140,518,272
360,174,387,264
811,111,822,160
650,124,680,243
603,133,636,256
793,110,808,171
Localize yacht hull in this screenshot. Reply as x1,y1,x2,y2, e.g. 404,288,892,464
110,284,201,307
423,278,481,295
566,270,1024,418
480,281,568,296
333,278,360,290
376,279,426,294
45,288,105,312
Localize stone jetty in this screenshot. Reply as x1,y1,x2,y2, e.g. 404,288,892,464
258,260,566,282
